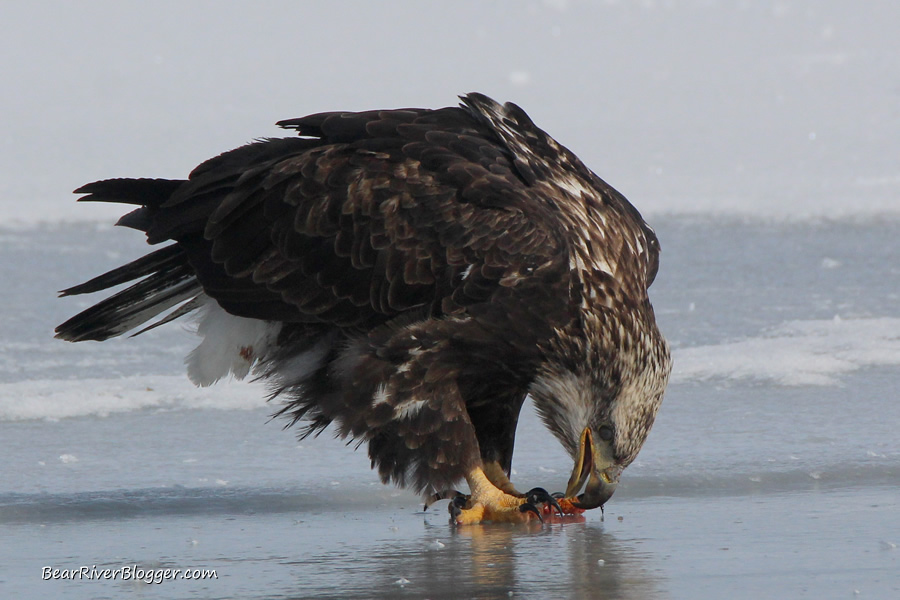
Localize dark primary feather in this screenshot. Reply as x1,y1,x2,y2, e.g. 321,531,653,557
55,263,201,342
74,178,184,206
58,245,184,297
56,93,666,495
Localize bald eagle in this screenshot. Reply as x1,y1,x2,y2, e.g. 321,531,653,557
56,93,671,524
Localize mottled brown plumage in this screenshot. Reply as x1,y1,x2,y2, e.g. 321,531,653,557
56,94,671,515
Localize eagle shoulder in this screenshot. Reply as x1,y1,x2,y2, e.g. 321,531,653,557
147,104,570,336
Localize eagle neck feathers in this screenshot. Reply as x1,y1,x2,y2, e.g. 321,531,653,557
460,93,672,468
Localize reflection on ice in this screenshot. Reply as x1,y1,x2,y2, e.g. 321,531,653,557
279,516,665,600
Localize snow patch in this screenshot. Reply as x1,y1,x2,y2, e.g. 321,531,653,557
672,317,900,386
0,375,266,422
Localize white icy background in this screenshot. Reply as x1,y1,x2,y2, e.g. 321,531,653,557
2,2,899,599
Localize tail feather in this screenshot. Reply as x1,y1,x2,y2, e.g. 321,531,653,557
59,245,186,297
130,295,205,337
74,178,186,207
57,177,203,342
54,265,202,342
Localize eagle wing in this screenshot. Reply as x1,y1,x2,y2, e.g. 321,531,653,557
117,105,570,339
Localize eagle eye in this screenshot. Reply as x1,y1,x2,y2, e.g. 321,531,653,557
598,425,614,442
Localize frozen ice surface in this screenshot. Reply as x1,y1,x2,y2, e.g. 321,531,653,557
3,218,899,599
3,1,900,597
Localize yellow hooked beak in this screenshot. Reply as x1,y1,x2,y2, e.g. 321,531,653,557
564,427,621,510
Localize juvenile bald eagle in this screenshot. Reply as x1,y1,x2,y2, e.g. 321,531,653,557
56,93,671,524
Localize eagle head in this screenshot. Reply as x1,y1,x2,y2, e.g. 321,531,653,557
530,313,671,510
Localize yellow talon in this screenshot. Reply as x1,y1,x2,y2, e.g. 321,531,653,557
481,461,523,496
452,466,539,525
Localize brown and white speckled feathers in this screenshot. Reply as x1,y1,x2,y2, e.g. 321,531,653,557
56,93,671,496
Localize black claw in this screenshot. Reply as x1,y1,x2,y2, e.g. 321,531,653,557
519,502,543,523
424,494,440,512
525,487,564,517
448,500,462,521
447,493,469,524
425,489,466,511
551,492,565,499
451,493,470,510
448,492,474,524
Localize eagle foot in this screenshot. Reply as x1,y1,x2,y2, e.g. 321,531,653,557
526,488,563,518
449,494,540,525
449,471,563,525
449,488,560,525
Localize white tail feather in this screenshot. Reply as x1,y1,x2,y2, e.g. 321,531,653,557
185,298,281,387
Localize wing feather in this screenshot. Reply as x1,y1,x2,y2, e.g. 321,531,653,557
141,108,565,332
